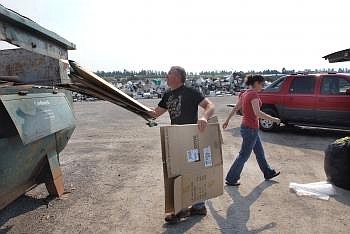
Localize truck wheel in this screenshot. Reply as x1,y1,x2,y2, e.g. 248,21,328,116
260,108,279,131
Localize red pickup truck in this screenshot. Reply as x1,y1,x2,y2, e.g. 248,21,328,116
258,73,350,131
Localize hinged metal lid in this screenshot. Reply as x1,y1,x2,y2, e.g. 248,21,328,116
0,93,75,145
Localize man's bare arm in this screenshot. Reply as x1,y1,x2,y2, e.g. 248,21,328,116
197,98,215,131
148,106,167,118
199,98,215,120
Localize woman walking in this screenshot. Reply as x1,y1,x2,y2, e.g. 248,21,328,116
223,75,280,186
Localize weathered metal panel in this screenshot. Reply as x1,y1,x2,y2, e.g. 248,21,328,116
0,93,75,145
0,85,56,95
0,4,75,59
0,49,70,85
0,20,68,60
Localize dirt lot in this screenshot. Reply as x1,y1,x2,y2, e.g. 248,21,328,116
1,96,350,234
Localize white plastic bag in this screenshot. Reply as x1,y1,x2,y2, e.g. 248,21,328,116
289,181,336,200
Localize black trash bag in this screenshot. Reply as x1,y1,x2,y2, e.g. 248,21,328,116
324,137,350,190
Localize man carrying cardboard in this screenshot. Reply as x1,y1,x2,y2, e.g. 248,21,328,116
149,66,215,223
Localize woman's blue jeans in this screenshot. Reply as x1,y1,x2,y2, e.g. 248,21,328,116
226,125,274,184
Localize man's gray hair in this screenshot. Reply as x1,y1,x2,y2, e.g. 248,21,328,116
171,66,186,83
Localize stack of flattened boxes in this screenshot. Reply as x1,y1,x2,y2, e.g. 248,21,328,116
161,122,223,214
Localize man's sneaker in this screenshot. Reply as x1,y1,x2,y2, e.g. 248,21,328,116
164,214,180,224
225,181,241,186
190,206,207,216
265,170,280,180
164,209,190,224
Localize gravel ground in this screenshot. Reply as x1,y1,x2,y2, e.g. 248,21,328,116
1,96,349,234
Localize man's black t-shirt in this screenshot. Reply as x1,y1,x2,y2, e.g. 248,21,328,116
158,85,205,125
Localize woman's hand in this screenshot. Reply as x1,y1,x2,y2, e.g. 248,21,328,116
222,120,229,129
251,99,281,125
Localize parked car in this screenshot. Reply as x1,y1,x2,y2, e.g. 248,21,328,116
258,73,350,131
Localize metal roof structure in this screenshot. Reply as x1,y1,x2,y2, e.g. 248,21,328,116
0,4,75,59
323,48,350,63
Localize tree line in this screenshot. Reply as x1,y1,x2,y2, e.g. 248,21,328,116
95,67,350,78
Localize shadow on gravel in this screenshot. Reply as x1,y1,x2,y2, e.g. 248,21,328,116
208,181,277,234
226,125,350,151
333,187,350,207
0,195,53,233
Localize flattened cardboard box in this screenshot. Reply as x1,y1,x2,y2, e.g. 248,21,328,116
160,123,223,214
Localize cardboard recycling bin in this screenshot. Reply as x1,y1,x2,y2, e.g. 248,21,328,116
160,123,223,214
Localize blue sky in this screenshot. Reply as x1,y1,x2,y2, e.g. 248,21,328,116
1,0,349,72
